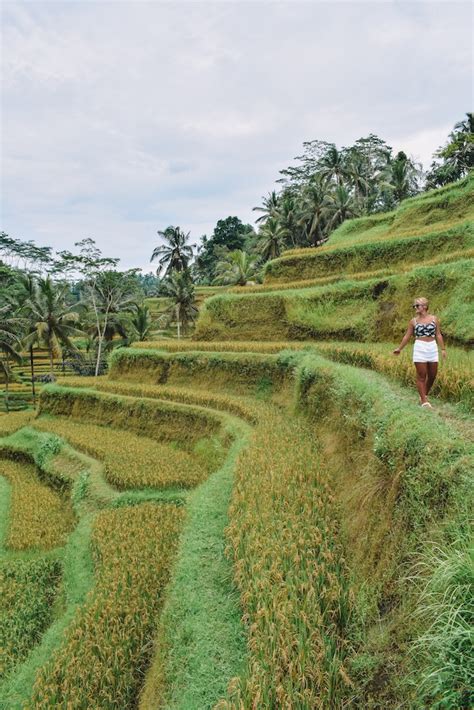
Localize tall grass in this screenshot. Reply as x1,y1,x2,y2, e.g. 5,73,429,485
32,417,207,489
38,384,223,446
0,457,75,550
218,407,352,709
264,222,474,284
29,503,185,709
195,259,474,344
411,536,474,708
0,557,61,680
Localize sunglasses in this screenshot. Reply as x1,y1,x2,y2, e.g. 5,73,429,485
413,304,423,308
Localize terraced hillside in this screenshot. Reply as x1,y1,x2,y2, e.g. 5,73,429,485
1,178,473,709
196,174,474,343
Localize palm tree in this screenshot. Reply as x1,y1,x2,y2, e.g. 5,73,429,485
345,152,370,210
325,185,359,231
213,249,259,286
454,112,474,135
17,272,39,401
319,145,347,186
257,218,288,262
150,226,195,277
24,277,83,378
382,151,421,205
131,304,153,342
160,271,198,338
252,191,280,223
276,190,302,247
0,305,23,411
299,175,332,246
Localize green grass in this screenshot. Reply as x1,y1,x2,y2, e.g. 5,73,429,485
109,347,289,396
31,417,208,489
326,173,474,248
2,173,473,710
38,383,224,447
196,259,474,344
410,536,474,708
0,557,62,681
265,221,474,283
139,419,250,710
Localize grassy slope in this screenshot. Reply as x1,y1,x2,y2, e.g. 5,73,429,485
0,384,247,709
108,346,473,708
2,177,473,709
195,177,474,343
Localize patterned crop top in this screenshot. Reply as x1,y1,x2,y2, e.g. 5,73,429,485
414,319,437,338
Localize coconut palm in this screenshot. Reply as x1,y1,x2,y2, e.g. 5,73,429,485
159,271,198,338
252,191,280,223
0,305,23,411
213,249,259,287
454,112,474,135
325,185,359,231
276,190,302,247
319,145,347,186
257,218,288,262
382,151,421,205
17,272,40,401
150,226,195,277
23,276,84,377
299,175,332,246
345,151,370,209
131,304,153,342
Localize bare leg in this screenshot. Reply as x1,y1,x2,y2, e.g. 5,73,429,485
426,362,438,396
415,362,428,404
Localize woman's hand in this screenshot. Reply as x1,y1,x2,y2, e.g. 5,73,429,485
441,349,447,360
393,348,401,356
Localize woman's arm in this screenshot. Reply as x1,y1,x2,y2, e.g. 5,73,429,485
393,320,414,355
435,317,446,359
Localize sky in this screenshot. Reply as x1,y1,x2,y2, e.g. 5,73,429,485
1,0,472,273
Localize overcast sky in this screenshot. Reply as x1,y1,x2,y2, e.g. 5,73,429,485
1,0,472,272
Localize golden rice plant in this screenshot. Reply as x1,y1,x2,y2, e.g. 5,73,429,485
0,557,61,679
79,380,260,424
29,502,184,709
131,340,309,354
314,342,473,410
218,408,353,709
32,417,206,489
0,410,34,436
0,457,75,550
39,384,221,446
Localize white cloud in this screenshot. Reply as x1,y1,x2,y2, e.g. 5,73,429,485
1,0,472,270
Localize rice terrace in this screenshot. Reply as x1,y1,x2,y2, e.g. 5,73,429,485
7,0,474,674
1,163,472,709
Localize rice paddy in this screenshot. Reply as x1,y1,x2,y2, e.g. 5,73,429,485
32,417,207,489
0,457,75,551
1,178,473,708
0,557,62,681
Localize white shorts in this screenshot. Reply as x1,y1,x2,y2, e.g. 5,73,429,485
413,340,438,363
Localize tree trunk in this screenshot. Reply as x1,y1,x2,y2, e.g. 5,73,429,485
95,334,103,377
49,345,55,378
176,305,181,339
30,346,36,405
95,311,108,377
4,355,9,413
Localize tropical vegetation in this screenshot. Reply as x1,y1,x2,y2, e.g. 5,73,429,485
0,115,472,710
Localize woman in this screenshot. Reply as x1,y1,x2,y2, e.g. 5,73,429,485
393,297,446,408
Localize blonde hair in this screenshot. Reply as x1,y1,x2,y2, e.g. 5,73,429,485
414,296,429,309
